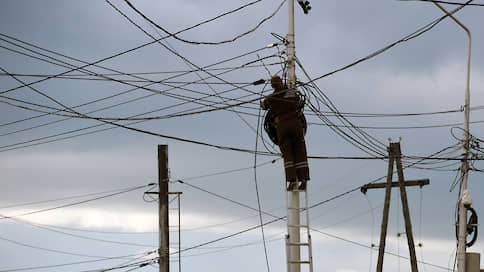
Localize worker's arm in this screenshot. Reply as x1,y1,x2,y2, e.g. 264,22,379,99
296,91,305,110
261,94,272,110
261,99,268,110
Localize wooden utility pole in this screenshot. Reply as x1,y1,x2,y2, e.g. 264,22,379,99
158,145,169,272
361,142,429,272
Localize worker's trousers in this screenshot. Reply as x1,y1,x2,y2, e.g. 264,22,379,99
276,115,310,182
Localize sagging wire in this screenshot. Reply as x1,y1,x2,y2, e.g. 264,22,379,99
123,0,286,46
4,215,157,248
176,176,454,271
150,19,260,135
109,0,277,100
0,183,154,220
253,79,271,272
256,52,281,154
0,0,286,97
295,58,387,157
0,251,157,272
301,0,474,85
399,0,484,6
143,183,159,203
0,35,273,131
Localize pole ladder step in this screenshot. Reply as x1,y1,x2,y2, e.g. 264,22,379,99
288,260,311,264
287,242,310,246
287,207,308,211
288,224,309,228
285,187,314,272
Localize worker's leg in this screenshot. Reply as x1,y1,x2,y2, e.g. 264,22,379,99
277,123,297,189
293,120,309,189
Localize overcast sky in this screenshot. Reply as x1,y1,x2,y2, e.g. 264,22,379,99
1,0,484,271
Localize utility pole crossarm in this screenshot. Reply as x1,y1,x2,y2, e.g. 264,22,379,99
361,179,429,194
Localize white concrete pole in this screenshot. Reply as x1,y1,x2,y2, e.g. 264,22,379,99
287,0,296,89
286,1,301,272
432,3,472,272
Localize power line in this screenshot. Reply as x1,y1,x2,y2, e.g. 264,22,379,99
0,33,280,142
77,258,156,272
0,0,280,95
0,40,472,164
177,236,283,259
309,228,452,271
296,58,387,157
0,62,283,79
0,36,273,117
106,0,273,106
0,183,153,220
175,178,452,271
7,160,279,236
123,0,285,45
0,68,271,154
399,0,484,6
7,216,157,248
0,251,157,272
10,96,484,131
0,54,271,136
301,0,473,85
308,118,484,130
0,89,266,122
0,32,274,87
0,184,155,210
0,37,279,130
174,158,279,182
0,233,141,259
252,100,271,272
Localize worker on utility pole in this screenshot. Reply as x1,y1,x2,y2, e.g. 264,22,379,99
261,75,310,190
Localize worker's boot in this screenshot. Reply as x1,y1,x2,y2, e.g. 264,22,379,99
298,180,307,190
287,181,298,191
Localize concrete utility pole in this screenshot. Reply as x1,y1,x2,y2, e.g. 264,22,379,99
430,3,472,272
158,145,169,272
361,142,429,272
285,2,314,272
284,2,314,271
286,1,300,272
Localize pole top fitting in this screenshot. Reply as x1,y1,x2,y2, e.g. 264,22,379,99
297,0,311,14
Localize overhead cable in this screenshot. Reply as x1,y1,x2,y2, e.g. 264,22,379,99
399,0,484,6
0,51,272,135
308,119,484,130
176,178,452,270
0,0,277,95
0,233,139,259
123,0,285,45
0,183,153,220
0,251,156,272
5,216,157,248
0,184,155,210
301,0,473,85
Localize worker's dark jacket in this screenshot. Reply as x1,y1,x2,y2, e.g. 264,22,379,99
262,88,309,182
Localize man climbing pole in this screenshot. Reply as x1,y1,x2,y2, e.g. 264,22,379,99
261,75,310,190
